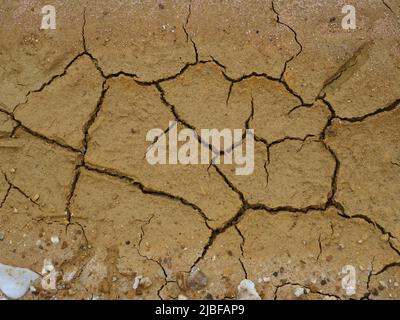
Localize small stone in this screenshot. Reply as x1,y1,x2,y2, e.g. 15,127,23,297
13,208,18,214
237,279,261,300
33,194,40,202
294,287,304,297
394,282,399,287
50,236,59,244
187,267,208,290
10,168,16,173
178,294,188,300
357,239,363,244
0,232,5,241
132,276,142,290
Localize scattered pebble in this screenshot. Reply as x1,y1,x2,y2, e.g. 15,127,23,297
178,294,188,300
132,275,152,290
132,275,142,290
0,232,5,241
237,279,261,300
294,287,305,298
33,194,40,202
50,236,60,244
10,168,16,173
187,267,208,290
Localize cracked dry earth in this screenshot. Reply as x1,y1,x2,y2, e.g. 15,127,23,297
0,0,400,300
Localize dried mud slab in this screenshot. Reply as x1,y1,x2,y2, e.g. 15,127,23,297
220,138,335,209
275,0,399,110
325,108,400,241
187,0,298,79
70,169,211,285
161,63,252,133
85,77,242,227
323,31,400,119
85,0,195,80
230,77,330,143
0,0,84,111
0,129,78,217
237,208,399,300
14,55,104,150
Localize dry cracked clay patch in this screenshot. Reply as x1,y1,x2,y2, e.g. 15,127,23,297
0,0,400,300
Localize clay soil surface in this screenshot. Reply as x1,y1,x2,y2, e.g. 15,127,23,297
0,0,400,300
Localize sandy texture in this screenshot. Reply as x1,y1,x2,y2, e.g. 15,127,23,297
0,0,399,300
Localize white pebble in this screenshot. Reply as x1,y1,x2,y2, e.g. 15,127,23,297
237,279,261,300
50,236,60,244
132,275,142,290
294,287,305,297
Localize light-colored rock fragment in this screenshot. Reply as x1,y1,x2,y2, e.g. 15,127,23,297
0,263,39,299
237,279,261,300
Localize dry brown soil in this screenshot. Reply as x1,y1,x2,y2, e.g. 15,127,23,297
0,0,400,300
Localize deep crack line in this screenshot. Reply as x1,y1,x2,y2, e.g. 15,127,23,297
382,0,394,13
222,71,305,105
271,0,303,80
82,163,212,227
12,51,87,114
337,98,400,123
1,171,41,207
